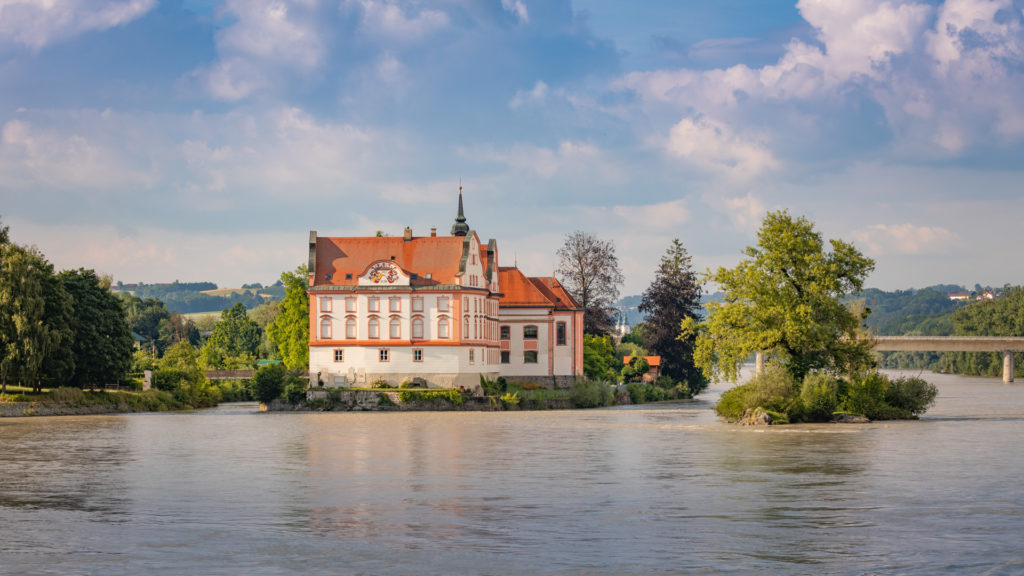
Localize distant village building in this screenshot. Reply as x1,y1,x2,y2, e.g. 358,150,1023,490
306,191,584,391
622,355,661,383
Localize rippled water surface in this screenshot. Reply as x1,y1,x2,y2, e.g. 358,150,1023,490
2,371,1023,575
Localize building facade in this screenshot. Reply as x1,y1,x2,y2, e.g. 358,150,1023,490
307,194,584,391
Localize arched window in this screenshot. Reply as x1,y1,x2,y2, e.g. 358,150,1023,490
368,317,379,339
463,316,470,338
412,316,424,339
389,317,401,339
320,317,331,339
438,316,450,339
346,317,357,339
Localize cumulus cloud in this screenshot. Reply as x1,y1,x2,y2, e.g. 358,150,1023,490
666,116,778,178
0,0,155,50
702,192,768,233
193,0,326,101
851,222,960,255
464,140,615,181
615,0,1024,163
348,0,449,43
509,80,549,109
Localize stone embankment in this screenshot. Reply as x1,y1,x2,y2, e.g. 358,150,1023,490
0,401,141,417
262,388,576,412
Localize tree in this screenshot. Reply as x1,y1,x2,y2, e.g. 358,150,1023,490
0,244,46,393
158,313,200,350
155,341,219,407
685,210,875,382
267,265,309,370
582,334,618,381
556,231,624,335
201,302,260,369
59,269,134,389
638,239,706,392
120,293,171,352
251,363,287,404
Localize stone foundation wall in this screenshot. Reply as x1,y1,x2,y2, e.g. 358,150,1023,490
501,375,579,389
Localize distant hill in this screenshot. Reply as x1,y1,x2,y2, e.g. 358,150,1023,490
112,280,285,314
613,291,725,329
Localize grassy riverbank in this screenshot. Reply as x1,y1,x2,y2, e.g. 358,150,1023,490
0,387,190,417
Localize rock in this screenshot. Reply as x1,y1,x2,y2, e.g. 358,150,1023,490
739,408,773,426
833,413,870,424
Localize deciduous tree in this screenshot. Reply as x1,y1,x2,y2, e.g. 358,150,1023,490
59,268,133,389
638,239,706,392
267,265,309,370
201,302,260,369
556,231,624,336
685,210,875,382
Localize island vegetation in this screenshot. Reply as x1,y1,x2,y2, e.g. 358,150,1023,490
683,210,938,424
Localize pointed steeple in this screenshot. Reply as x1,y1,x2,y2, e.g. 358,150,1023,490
451,183,470,237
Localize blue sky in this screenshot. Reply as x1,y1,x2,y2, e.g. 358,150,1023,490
2,0,1023,295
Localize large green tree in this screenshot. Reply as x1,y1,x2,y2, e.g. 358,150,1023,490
267,265,309,370
201,302,260,369
638,239,706,392
0,244,46,393
685,210,875,382
120,292,171,352
59,269,134,389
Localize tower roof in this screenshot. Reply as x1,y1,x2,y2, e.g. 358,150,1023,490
451,187,469,237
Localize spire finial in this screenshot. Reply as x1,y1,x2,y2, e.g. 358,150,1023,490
451,179,470,236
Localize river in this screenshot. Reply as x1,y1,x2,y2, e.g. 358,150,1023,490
1,371,1023,575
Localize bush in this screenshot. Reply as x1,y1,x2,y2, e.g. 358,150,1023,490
886,376,938,416
283,370,307,404
715,362,798,421
841,372,898,420
570,378,614,408
500,391,520,408
398,389,465,406
252,363,286,404
800,372,840,421
480,375,505,396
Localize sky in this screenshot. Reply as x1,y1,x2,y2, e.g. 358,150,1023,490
2,0,1023,296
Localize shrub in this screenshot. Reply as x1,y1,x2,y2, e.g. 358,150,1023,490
480,375,505,396
283,370,307,404
398,389,465,406
841,372,896,420
800,372,840,421
886,376,938,416
570,378,614,408
252,363,286,404
715,362,798,421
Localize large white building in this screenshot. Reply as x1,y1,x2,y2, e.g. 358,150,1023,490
307,193,584,390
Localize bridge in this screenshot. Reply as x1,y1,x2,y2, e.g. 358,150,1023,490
754,336,1024,383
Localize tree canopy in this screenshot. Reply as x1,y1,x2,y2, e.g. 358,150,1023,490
638,239,706,391
201,302,261,369
267,265,309,370
556,231,624,336
686,210,875,382
59,268,134,389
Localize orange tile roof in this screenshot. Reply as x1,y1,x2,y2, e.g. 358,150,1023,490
497,266,552,306
623,355,661,367
313,235,472,286
528,276,580,310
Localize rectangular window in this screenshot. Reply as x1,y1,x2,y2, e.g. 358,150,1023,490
438,297,449,312
524,351,538,364
469,349,475,364
413,349,423,362
389,318,401,339
500,351,510,364
379,348,389,362
389,297,401,312
346,318,356,339
524,326,538,339
334,349,344,362
320,297,332,313
368,297,379,312
412,297,423,312
556,322,566,346
412,318,424,339
346,297,357,313
500,326,510,340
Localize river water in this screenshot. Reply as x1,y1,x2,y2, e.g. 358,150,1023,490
1,371,1023,575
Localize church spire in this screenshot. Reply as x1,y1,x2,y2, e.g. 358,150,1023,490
451,182,470,237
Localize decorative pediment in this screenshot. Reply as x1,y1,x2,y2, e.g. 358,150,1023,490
358,260,411,286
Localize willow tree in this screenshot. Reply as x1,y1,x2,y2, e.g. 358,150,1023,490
684,210,875,382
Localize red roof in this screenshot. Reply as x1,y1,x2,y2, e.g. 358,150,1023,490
623,355,661,367
313,234,477,287
497,267,581,309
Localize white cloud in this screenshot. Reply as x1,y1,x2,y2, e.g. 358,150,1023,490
464,139,610,180
666,116,778,178
615,0,1024,162
501,0,529,24
509,80,549,109
0,0,155,50
349,0,449,43
192,0,325,101
851,222,960,256
610,198,690,230
703,192,767,233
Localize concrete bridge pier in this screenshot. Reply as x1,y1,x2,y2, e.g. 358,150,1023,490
755,351,765,376
1004,351,1015,383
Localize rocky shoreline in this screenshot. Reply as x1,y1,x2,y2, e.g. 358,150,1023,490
0,401,150,418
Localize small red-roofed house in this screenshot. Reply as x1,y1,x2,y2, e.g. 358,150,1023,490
622,356,661,383
307,192,584,392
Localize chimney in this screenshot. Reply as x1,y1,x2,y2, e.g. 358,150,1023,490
404,226,412,241
430,227,437,237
